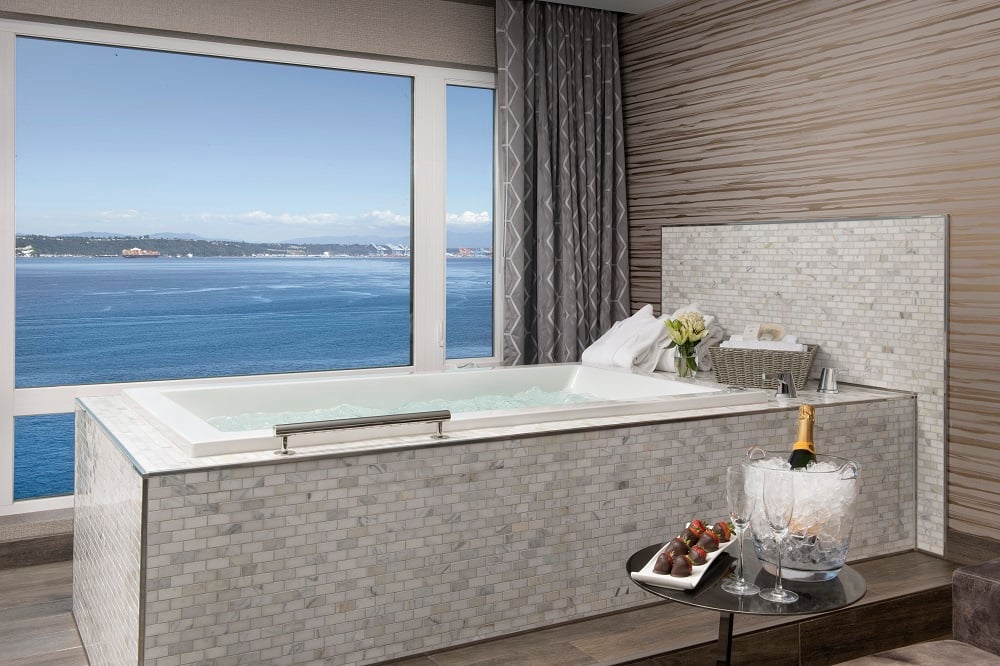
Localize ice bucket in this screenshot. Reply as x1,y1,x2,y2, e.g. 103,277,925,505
745,446,860,582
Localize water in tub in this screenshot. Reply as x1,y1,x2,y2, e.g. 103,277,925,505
206,384,599,432
123,364,770,457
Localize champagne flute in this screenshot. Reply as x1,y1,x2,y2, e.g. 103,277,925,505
721,464,759,595
759,473,798,603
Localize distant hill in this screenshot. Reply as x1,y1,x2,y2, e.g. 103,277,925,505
149,232,219,241
64,231,121,238
67,231,228,241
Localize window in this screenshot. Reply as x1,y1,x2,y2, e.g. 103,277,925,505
446,85,496,360
1,22,497,508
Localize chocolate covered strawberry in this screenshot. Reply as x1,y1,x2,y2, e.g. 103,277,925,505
712,520,733,542
697,530,720,553
663,537,689,557
670,554,694,577
688,519,708,537
688,544,708,565
653,552,673,574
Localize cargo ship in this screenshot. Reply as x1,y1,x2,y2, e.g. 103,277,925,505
121,247,160,258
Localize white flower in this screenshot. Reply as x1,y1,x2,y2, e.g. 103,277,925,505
665,311,708,347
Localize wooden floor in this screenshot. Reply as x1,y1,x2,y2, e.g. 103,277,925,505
0,552,958,666
0,562,87,665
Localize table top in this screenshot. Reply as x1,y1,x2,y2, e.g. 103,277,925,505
626,543,866,616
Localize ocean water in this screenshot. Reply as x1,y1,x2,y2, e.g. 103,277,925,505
14,256,493,500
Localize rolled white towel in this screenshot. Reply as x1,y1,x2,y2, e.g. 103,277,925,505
610,317,671,373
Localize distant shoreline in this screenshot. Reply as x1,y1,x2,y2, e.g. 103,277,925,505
15,234,492,259
15,253,491,260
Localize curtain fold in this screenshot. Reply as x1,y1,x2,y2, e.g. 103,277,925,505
497,0,630,366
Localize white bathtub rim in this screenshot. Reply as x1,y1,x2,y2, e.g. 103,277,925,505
121,363,771,458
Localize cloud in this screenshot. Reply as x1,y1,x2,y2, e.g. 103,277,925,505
359,210,409,226
99,208,142,220
446,210,492,227
191,209,411,228
194,210,341,226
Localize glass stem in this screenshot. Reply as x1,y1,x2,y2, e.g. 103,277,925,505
736,528,745,583
774,535,784,592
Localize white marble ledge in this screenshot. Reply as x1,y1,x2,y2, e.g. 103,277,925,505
77,379,914,478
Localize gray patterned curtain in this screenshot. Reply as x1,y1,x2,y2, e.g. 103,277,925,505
497,0,630,366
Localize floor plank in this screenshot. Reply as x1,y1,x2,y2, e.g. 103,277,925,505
0,561,73,612
0,561,83,666
0,602,77,645
383,552,959,666
4,647,90,666
0,552,960,666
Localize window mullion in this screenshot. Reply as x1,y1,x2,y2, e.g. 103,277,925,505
411,74,448,373
0,30,15,509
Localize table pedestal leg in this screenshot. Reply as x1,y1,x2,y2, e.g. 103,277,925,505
716,611,734,665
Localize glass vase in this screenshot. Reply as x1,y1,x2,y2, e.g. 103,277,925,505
674,348,698,379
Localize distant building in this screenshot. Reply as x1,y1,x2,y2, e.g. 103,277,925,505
121,248,160,258
369,243,410,257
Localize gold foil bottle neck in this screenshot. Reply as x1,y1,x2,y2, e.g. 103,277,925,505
793,404,815,453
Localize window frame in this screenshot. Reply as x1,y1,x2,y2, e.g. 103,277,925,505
0,19,501,515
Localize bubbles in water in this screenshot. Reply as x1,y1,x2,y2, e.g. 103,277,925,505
207,386,599,432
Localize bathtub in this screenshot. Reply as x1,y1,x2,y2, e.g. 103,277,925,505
123,363,769,457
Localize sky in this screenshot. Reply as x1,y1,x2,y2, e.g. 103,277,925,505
15,37,494,246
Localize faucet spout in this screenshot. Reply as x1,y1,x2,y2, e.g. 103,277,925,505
763,371,797,398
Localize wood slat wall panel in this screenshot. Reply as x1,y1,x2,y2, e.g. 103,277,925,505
620,0,1000,538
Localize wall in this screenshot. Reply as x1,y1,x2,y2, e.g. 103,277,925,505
0,0,495,69
620,0,1000,549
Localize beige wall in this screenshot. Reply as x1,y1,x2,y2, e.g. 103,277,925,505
620,0,1000,547
0,0,495,69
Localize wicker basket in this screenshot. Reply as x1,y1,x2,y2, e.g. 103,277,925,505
708,344,818,391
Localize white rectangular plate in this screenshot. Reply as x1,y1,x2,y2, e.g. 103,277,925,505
630,536,736,590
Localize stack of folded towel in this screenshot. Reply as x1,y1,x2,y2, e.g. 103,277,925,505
580,304,670,373
655,304,725,373
719,334,805,352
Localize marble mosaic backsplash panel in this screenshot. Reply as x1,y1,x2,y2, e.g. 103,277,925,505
128,398,914,666
661,217,945,554
73,409,145,666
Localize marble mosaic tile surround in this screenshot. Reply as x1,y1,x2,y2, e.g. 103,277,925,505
76,392,914,666
73,409,145,666
661,217,945,554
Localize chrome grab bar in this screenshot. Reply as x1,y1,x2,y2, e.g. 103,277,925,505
273,409,452,455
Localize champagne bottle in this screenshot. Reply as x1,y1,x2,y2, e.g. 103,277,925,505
788,404,817,469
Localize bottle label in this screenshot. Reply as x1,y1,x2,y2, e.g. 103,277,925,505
792,440,816,454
